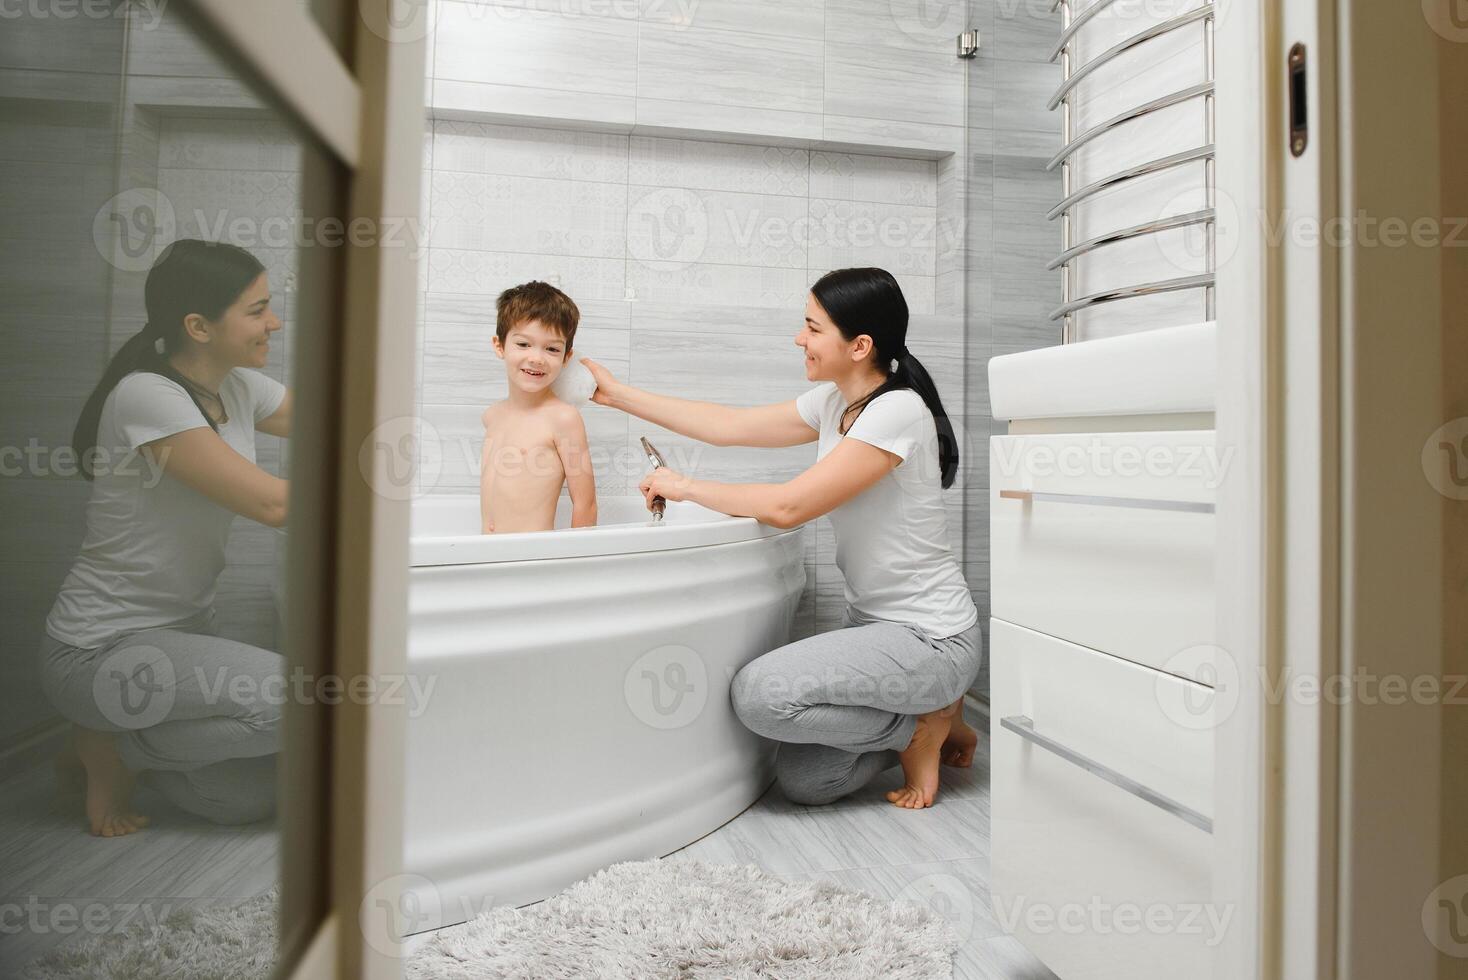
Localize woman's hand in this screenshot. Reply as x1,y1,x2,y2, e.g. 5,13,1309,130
580,357,622,408
639,466,695,509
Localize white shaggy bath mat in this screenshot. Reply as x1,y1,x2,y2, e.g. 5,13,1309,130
408,859,960,979
21,860,960,979
21,889,278,980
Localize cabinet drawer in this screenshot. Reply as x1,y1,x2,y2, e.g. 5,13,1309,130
990,619,1217,980
990,429,1217,682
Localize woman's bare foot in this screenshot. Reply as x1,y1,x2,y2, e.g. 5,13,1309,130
73,728,149,837
53,746,86,797
887,703,958,809
941,701,979,768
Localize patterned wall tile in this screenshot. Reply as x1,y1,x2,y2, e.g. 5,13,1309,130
630,136,809,197
808,198,941,278
626,260,810,308
428,171,628,258
627,184,809,271
630,301,805,338
427,247,628,301
809,152,938,207
434,119,629,182
628,329,811,406
891,274,936,316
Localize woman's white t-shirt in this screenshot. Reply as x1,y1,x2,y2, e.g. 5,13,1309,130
795,383,977,639
46,368,287,648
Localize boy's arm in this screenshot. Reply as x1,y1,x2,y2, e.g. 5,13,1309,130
554,406,598,528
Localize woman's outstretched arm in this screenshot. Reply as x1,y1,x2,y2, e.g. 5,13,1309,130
638,436,898,529
582,358,817,449
142,428,289,527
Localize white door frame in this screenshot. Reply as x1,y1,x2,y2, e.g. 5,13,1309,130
1211,0,1277,970
180,2,426,978
1215,1,1453,978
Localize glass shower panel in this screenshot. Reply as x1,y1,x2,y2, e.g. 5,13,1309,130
0,2,344,973
962,0,1066,698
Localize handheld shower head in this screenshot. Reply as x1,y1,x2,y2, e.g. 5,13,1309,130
640,436,667,522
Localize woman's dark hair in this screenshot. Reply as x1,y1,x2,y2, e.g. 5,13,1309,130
72,239,266,479
810,267,959,489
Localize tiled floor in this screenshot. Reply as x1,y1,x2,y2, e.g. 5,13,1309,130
657,698,1057,980
1,699,1055,979
0,759,279,971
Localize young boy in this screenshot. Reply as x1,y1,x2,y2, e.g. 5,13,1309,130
479,281,597,534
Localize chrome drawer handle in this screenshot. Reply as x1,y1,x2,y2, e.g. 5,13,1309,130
999,489,1215,515
1000,715,1213,834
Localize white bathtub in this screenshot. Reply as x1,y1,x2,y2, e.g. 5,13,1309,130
402,494,805,924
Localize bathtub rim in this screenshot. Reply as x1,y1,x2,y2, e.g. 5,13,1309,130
411,501,803,566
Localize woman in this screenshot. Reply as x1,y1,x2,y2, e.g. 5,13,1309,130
583,267,981,809
43,239,292,836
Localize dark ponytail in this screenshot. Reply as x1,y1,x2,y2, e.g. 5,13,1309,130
72,239,266,479
810,267,959,490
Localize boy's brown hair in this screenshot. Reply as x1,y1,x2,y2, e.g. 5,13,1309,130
495,280,579,359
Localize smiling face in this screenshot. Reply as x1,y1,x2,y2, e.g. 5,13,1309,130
796,293,875,383
493,318,571,392
184,272,281,370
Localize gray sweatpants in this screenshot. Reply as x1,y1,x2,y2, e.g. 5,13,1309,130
39,612,282,825
730,610,984,806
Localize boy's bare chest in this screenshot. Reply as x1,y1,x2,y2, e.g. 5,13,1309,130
482,415,561,470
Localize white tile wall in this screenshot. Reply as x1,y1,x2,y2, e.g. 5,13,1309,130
424,0,969,157
637,23,825,115
640,0,825,37
433,2,641,100
419,120,947,318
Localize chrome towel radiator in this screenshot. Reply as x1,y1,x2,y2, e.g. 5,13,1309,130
1048,0,1217,343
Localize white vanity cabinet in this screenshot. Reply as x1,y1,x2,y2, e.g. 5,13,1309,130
989,428,1217,682
987,323,1219,980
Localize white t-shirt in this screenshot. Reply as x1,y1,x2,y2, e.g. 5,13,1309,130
795,383,977,639
46,368,287,648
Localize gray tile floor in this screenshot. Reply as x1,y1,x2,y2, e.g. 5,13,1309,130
0,759,279,972
658,698,1057,980
1,698,1056,979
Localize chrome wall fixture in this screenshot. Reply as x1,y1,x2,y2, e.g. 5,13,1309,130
1049,0,1218,343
